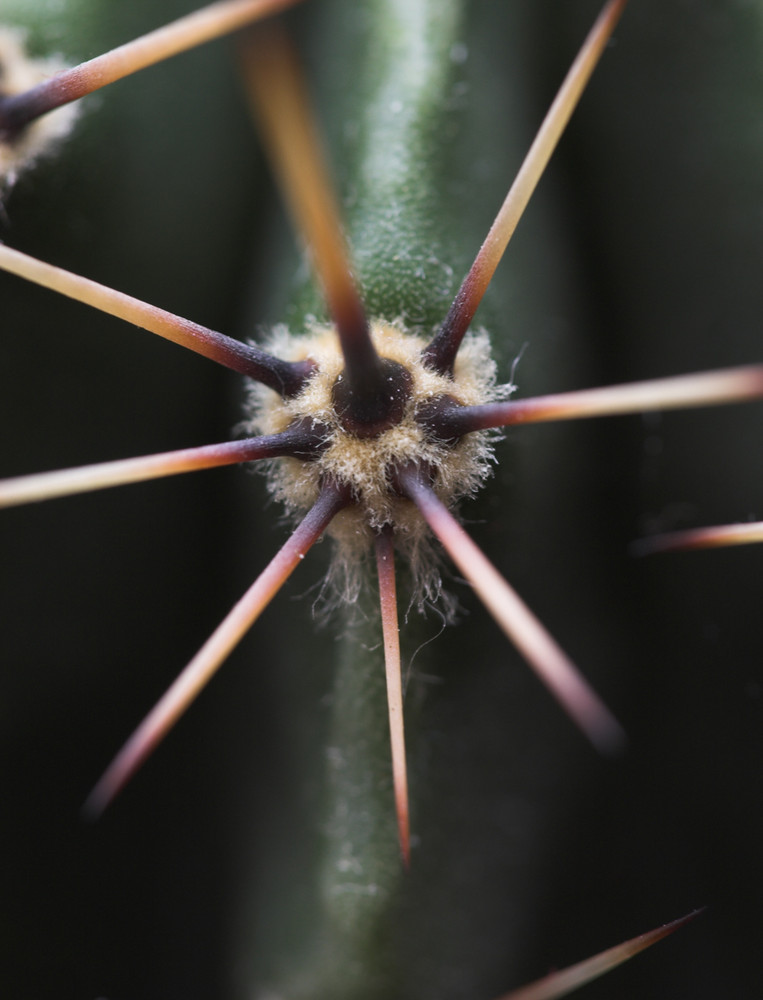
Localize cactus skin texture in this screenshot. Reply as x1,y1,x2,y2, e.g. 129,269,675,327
1,2,762,998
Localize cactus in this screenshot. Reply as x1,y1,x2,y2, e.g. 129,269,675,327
1,2,762,998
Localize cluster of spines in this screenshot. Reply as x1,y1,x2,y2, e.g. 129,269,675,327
0,2,757,993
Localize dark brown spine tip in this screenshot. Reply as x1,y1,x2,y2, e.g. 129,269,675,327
0,99,16,143
266,417,330,460
390,458,436,500
249,350,317,398
231,342,316,398
0,91,40,142
314,473,354,514
416,395,479,442
420,285,474,377
332,357,412,438
0,72,80,141
233,420,329,465
333,306,394,406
